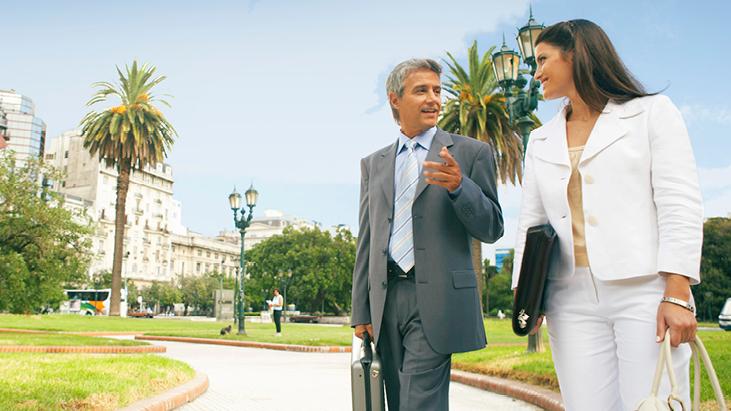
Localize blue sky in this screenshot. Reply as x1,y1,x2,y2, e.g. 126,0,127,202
4,0,730,252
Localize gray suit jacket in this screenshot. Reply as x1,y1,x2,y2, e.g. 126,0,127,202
351,128,503,354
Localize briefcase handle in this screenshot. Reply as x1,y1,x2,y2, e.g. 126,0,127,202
361,331,373,367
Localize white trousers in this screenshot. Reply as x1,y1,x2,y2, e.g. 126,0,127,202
545,267,691,411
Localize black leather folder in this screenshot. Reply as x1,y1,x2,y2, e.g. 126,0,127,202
512,224,558,336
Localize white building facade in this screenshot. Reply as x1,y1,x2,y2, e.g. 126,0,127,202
47,130,321,285
47,129,180,284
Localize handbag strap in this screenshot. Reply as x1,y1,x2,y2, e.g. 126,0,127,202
689,335,727,410
652,330,727,411
650,330,686,409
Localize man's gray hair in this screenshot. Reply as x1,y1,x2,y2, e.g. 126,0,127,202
386,58,442,123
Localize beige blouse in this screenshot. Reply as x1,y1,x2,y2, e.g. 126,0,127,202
568,146,589,267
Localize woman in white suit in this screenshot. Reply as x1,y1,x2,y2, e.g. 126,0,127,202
512,19,703,411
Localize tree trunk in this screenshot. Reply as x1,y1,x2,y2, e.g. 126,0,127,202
109,163,131,316
471,238,484,315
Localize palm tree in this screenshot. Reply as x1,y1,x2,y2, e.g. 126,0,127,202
439,41,533,312
80,61,177,316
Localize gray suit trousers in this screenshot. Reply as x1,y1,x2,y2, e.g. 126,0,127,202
379,276,451,411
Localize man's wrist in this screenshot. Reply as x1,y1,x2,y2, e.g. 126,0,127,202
448,183,463,198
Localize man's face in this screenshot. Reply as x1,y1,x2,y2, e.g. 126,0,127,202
389,69,441,136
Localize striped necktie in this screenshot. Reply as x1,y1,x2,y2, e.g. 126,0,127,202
390,139,419,272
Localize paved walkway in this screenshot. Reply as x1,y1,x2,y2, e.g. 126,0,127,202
147,339,541,411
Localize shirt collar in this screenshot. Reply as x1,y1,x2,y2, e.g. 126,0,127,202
397,126,437,154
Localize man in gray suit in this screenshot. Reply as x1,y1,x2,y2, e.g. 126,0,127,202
351,58,503,410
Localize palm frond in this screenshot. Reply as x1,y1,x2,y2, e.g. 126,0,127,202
439,41,524,184
79,60,178,171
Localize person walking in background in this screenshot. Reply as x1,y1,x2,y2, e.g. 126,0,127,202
268,288,284,336
351,58,503,410
512,19,703,411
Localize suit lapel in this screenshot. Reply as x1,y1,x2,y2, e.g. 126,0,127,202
379,141,398,215
579,102,629,165
414,128,453,201
533,111,570,168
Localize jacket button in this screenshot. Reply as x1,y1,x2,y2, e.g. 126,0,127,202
382,248,388,255
561,215,567,219
584,175,594,184
382,281,387,288
587,216,598,226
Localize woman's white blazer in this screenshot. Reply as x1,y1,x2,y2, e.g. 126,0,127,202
511,95,703,289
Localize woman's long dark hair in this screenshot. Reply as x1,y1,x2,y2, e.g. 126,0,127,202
535,19,656,112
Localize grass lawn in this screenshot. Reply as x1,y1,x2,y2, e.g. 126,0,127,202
0,314,355,346
0,313,233,333
0,332,149,347
0,353,194,410
455,321,731,407
2,314,728,405
149,323,354,346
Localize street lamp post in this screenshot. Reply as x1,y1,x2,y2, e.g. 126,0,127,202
492,7,544,157
228,184,259,335
281,270,293,318
492,8,545,353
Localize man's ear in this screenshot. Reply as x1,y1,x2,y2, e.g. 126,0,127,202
388,92,400,111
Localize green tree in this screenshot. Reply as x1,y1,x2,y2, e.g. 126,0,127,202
0,153,92,313
439,41,532,309
80,61,177,316
695,217,731,321
488,250,515,317
141,281,181,313
482,259,498,315
89,270,113,289
440,41,525,185
127,284,141,310
246,226,356,314
178,272,227,316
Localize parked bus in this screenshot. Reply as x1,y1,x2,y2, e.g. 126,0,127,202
60,288,128,317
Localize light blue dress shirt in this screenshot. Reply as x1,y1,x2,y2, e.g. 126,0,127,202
392,126,437,189
388,127,462,263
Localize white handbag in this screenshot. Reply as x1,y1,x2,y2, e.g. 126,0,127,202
635,330,727,411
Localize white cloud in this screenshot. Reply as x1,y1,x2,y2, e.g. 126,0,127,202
697,164,731,218
698,164,731,191
704,192,731,218
679,104,731,127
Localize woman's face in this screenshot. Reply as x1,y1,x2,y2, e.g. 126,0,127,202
534,42,575,100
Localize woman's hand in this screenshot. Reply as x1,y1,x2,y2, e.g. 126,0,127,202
530,315,544,335
656,273,696,347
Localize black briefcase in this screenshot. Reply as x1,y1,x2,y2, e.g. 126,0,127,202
512,224,558,336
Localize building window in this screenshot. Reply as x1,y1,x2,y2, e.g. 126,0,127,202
196,262,201,273
64,150,68,159
197,250,202,257
206,251,211,258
